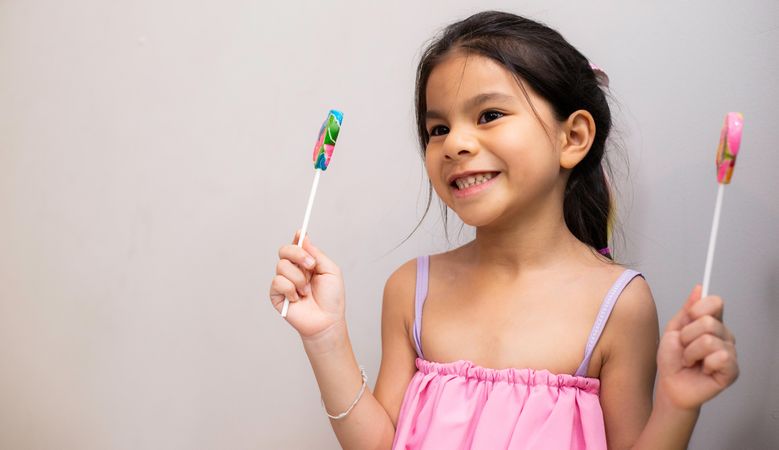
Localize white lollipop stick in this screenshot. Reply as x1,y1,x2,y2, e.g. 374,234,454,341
701,183,724,297
281,169,321,318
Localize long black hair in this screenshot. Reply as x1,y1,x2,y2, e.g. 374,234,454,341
409,10,618,260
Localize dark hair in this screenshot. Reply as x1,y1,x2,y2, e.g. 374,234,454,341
408,10,618,260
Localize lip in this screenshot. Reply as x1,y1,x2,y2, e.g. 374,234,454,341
451,173,500,199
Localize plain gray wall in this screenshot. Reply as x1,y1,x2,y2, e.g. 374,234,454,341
1,0,777,449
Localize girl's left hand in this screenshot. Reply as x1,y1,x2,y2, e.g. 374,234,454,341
656,284,739,411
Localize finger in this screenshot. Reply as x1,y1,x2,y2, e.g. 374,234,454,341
702,348,739,383
278,244,317,275
270,274,300,305
728,328,736,345
276,259,311,297
688,295,724,322
682,334,727,367
665,284,701,333
680,314,728,347
299,235,340,275
270,293,285,313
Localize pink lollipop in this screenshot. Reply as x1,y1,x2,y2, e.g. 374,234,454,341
715,112,743,184
702,112,744,296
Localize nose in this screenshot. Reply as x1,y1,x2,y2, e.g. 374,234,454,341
442,126,478,160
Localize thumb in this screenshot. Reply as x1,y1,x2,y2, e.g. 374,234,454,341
299,235,340,275
664,284,701,333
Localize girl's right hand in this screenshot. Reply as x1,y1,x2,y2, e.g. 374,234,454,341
269,232,346,340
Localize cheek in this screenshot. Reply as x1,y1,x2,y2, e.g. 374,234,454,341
427,173,450,198
495,127,555,165
424,155,455,202
423,154,434,183
424,151,443,183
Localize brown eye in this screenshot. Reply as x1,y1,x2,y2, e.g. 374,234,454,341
479,111,504,124
430,125,449,136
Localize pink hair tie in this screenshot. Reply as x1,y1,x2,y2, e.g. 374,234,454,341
589,63,610,88
598,247,610,255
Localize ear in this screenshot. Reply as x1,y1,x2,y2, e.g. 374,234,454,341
559,110,596,170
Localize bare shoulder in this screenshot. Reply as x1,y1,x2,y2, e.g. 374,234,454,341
598,267,659,449
601,264,658,356
374,258,419,426
382,258,418,330
607,269,658,338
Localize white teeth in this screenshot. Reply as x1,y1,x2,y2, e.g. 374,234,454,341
454,172,495,190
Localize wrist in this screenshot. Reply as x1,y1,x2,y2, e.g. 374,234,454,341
632,385,701,450
301,319,350,356
654,383,701,419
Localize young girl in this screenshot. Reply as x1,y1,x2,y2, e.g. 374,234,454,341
269,11,739,450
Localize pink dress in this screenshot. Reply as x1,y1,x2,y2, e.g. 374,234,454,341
392,255,643,450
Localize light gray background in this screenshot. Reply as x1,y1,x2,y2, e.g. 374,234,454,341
1,0,777,449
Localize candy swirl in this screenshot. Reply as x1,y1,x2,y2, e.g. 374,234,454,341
313,110,343,171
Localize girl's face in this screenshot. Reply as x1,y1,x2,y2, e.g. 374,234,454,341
424,52,567,228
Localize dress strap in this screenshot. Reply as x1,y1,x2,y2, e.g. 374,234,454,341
412,255,430,359
574,269,644,377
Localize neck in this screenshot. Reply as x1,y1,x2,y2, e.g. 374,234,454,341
466,199,590,276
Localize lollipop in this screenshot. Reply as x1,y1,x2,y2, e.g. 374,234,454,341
281,110,344,318
715,112,743,184
702,112,743,296
313,110,342,170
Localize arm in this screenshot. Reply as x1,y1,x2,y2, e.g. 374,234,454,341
303,260,418,449
599,280,739,450
630,390,701,450
632,284,738,449
373,260,421,427
302,321,396,450
270,236,416,450
598,276,659,449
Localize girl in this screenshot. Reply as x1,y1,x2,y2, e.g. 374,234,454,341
269,11,738,450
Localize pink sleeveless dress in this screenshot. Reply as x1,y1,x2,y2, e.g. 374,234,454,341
391,255,644,450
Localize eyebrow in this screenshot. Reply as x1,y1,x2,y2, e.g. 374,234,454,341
425,92,515,121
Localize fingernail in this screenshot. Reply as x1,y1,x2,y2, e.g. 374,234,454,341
304,256,315,268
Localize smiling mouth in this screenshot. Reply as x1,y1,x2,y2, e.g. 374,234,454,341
451,172,500,190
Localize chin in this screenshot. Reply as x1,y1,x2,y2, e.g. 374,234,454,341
439,191,507,228
453,209,502,228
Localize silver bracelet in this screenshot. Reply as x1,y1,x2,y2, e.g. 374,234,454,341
321,366,368,420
